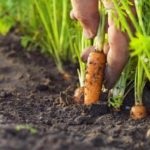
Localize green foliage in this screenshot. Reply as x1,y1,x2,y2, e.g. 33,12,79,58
70,23,91,87
108,60,134,109
0,0,33,27
0,0,86,78
0,0,15,35
0,17,15,35
112,0,150,104
33,0,84,74
0,0,40,48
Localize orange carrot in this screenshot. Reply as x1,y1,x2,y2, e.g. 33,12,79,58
84,50,106,105
130,104,147,120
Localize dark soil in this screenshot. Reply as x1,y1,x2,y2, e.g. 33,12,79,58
0,33,150,150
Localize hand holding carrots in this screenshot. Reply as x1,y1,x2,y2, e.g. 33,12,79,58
70,0,135,89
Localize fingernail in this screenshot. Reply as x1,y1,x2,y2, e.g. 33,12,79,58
81,46,95,62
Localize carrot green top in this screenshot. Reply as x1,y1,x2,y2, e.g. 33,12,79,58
102,0,121,10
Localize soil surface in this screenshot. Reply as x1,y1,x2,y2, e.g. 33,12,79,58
0,33,150,150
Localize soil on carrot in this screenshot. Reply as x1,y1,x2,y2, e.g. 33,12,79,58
0,33,150,150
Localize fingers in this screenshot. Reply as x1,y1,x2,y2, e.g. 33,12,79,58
70,0,100,39
104,24,129,89
81,46,95,62
81,42,110,63
103,1,136,89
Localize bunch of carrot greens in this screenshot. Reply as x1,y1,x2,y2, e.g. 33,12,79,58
112,0,150,119
34,0,77,79
31,0,91,83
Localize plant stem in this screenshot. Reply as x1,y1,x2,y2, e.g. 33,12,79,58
112,0,133,39
134,0,146,35
134,58,146,105
121,0,141,33
94,2,106,51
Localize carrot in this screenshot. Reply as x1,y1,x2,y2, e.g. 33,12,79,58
130,104,147,120
84,2,106,105
73,86,84,104
84,50,106,105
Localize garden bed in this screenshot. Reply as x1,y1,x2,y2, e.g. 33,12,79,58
0,33,150,150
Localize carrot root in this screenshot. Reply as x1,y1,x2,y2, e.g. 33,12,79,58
84,50,106,105
130,104,147,120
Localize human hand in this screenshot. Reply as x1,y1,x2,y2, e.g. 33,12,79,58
70,0,132,89
70,0,100,38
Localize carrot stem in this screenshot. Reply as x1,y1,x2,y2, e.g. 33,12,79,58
94,2,106,51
